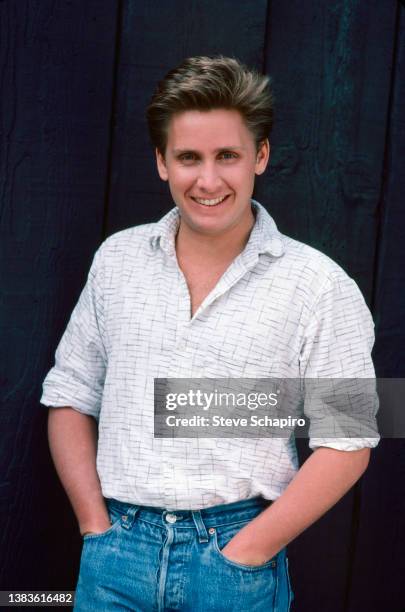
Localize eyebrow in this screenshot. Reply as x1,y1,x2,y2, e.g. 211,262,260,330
172,146,246,155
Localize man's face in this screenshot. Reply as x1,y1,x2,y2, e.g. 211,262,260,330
155,109,269,238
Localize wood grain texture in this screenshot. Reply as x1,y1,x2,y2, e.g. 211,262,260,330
104,0,268,234
0,0,119,589
256,0,396,302
347,6,405,612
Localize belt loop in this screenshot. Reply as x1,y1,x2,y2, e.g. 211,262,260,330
121,504,139,530
191,510,209,543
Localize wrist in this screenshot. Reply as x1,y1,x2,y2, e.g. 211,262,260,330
79,514,111,536
223,522,283,564
77,499,110,534
80,523,111,537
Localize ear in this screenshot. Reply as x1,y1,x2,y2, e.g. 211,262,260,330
155,148,168,181
255,139,270,175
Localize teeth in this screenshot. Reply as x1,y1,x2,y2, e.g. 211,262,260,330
193,195,227,206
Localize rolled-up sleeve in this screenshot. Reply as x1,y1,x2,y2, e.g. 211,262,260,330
40,245,107,419
299,268,380,451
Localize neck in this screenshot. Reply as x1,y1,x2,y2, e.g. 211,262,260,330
175,208,255,265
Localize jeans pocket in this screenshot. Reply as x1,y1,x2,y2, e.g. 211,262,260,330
82,503,125,541
212,520,278,572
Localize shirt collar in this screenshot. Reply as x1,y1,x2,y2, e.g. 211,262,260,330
248,199,285,257
149,199,285,259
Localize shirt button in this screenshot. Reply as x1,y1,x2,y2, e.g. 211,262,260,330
165,513,177,524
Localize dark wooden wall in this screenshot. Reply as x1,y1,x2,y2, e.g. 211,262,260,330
0,1,404,610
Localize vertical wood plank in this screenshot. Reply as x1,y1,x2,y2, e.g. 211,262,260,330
0,0,119,589
257,0,396,301
347,5,405,611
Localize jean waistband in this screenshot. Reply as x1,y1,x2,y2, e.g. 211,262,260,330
105,496,272,541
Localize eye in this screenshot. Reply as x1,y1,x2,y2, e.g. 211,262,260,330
178,152,197,163
219,151,238,160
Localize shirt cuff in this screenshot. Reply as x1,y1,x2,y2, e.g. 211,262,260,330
40,377,101,419
309,436,380,451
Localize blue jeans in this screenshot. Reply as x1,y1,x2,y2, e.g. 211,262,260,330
74,496,294,611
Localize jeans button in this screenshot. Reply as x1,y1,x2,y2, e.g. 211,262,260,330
165,513,177,524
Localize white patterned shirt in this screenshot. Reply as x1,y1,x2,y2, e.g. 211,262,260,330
40,200,379,510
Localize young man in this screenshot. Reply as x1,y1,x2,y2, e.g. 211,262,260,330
41,56,379,611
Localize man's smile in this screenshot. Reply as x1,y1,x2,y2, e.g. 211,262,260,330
190,194,231,207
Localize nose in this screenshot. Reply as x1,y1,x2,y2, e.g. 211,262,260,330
195,161,223,193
